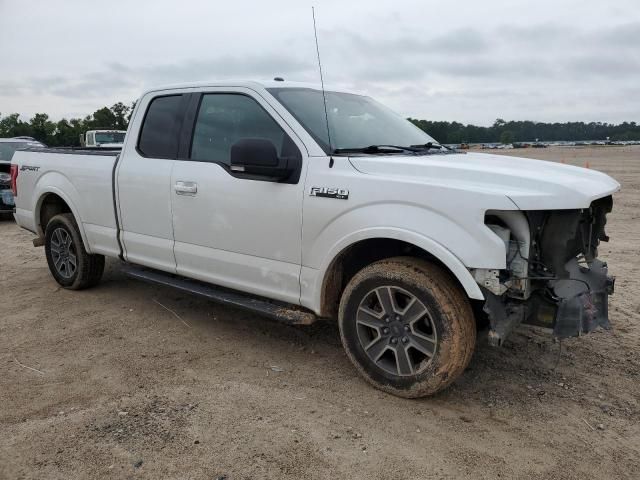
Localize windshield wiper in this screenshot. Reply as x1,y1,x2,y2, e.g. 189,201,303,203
409,142,445,150
333,145,421,154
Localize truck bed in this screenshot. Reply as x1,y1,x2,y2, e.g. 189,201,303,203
12,148,121,257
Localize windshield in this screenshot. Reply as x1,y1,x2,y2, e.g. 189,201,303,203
0,141,44,162
95,132,125,144
268,88,437,154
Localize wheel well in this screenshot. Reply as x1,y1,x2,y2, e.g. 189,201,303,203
319,238,467,318
39,193,72,232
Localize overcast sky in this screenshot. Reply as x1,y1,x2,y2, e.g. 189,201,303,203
1,0,638,125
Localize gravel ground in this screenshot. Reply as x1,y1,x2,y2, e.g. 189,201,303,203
1,146,638,479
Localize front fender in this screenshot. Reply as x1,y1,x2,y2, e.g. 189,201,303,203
300,227,486,315
300,157,518,313
336,227,482,297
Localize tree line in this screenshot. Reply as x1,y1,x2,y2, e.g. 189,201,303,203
0,102,135,147
408,118,640,144
1,102,639,146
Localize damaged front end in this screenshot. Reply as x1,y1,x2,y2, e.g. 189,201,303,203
472,195,615,346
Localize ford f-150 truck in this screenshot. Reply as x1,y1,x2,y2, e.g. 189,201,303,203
10,80,619,397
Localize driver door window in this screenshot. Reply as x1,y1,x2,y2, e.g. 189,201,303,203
190,94,290,165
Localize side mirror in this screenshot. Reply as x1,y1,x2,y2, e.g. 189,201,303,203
230,138,292,179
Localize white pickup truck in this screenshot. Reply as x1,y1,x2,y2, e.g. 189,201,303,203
10,80,619,397
80,129,127,148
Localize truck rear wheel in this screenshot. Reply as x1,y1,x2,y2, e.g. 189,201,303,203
338,257,475,398
44,213,105,290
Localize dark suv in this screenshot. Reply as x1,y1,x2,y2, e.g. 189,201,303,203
0,138,46,214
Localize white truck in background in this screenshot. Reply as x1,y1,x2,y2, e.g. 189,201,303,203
79,129,126,148
10,80,619,397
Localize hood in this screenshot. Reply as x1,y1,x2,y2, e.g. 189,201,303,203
348,151,620,210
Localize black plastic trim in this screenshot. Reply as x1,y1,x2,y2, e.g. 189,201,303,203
18,147,120,156
122,264,316,325
184,92,203,160
177,93,200,160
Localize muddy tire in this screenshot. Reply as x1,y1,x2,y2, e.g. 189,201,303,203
44,213,105,290
338,257,475,398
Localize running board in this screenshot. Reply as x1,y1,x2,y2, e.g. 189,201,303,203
122,265,317,325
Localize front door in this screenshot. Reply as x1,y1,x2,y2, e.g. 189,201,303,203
170,89,307,304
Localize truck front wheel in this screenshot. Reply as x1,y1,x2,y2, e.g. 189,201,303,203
44,213,105,290
338,257,476,398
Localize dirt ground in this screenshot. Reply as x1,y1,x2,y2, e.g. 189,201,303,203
1,146,638,479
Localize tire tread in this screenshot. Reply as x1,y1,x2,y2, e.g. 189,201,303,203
338,256,476,398
45,213,104,290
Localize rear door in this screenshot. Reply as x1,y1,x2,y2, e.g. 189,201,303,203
169,88,307,304
117,92,189,273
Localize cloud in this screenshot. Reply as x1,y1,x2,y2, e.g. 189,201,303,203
140,55,313,85
594,21,640,49
429,28,491,54
1,0,638,125
567,54,640,77
1,53,314,102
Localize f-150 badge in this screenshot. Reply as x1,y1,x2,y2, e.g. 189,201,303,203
310,186,349,200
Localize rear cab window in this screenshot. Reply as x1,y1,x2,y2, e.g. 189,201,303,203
137,95,185,159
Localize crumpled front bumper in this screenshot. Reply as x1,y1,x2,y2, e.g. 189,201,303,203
483,258,615,346
551,258,614,337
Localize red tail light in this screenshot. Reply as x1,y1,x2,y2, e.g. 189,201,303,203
10,164,18,196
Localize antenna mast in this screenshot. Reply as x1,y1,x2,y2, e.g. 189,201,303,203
312,6,333,155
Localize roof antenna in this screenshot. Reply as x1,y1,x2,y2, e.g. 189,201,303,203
312,6,334,167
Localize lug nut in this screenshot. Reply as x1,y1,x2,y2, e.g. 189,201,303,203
404,325,410,332
385,316,391,323
390,337,397,344
402,337,409,344
382,327,390,334
395,315,401,322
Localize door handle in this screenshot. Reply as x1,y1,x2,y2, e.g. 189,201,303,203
175,181,198,196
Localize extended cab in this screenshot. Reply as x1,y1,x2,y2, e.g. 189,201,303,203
11,81,620,397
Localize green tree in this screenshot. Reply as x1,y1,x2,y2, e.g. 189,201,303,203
110,102,130,130
52,119,84,147
409,117,640,144
127,101,136,123
0,113,32,138
89,107,117,129
500,130,514,144
29,113,55,143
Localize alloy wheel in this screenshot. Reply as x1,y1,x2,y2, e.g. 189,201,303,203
50,227,77,279
356,286,437,376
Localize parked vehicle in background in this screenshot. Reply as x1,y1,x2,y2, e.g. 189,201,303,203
79,129,126,148
0,138,45,214
10,80,620,397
